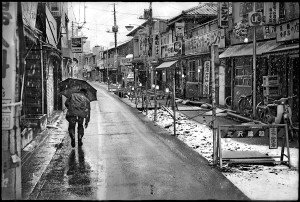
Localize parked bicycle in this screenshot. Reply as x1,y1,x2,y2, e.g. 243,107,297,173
238,94,253,118
256,95,298,142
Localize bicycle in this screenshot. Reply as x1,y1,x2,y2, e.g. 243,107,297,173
238,94,253,118
224,96,232,109
257,96,298,142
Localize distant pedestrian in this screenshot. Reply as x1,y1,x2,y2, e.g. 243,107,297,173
65,89,91,147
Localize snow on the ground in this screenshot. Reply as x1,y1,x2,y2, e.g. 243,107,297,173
143,108,299,200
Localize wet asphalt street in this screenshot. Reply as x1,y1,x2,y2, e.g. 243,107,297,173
24,83,248,200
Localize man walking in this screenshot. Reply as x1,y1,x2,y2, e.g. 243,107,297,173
65,89,91,147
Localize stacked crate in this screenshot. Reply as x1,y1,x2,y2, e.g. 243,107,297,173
262,75,280,97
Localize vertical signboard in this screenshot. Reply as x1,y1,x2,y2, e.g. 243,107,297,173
203,61,210,96
2,2,17,130
175,22,185,37
71,37,83,53
263,2,279,25
219,2,229,28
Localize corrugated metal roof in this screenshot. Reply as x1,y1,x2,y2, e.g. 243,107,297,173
219,40,282,58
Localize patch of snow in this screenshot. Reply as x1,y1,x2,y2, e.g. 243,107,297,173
145,108,299,200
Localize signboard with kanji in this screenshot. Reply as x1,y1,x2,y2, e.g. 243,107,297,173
203,61,210,96
218,124,291,167
219,124,284,149
276,19,299,42
219,2,229,28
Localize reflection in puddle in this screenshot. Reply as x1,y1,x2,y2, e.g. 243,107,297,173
67,147,92,196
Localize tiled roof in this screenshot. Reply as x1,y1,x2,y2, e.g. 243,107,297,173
168,3,232,23
183,4,218,16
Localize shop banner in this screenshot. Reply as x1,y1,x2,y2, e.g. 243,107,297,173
276,19,299,42
219,2,229,28
185,29,225,55
45,6,57,48
71,37,83,53
2,2,17,130
203,61,210,96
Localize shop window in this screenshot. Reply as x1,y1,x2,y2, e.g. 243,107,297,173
235,57,252,86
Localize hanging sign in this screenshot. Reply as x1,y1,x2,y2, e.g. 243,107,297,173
203,61,210,96
219,2,229,28
71,37,83,53
2,2,17,130
175,22,185,37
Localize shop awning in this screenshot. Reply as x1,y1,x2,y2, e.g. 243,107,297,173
156,60,177,69
267,43,299,53
219,40,281,58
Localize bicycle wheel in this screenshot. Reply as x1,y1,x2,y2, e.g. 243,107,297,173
238,98,252,117
225,96,231,109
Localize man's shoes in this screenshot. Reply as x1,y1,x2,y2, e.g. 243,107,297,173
78,138,83,146
71,138,75,148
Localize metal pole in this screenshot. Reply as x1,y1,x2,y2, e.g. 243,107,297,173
106,47,109,91
252,26,257,119
154,67,157,121
135,68,138,107
172,67,176,136
113,3,118,85
211,44,218,165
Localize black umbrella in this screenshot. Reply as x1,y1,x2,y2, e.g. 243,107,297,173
59,78,97,101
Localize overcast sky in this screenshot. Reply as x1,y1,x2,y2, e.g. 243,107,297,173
68,2,200,48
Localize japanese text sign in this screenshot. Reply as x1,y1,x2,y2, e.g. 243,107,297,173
219,2,229,28
203,61,210,96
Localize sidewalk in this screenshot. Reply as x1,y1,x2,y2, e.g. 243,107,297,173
21,110,68,199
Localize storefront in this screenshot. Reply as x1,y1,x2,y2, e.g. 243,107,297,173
155,60,178,92
262,19,299,123
219,39,282,111
184,19,226,101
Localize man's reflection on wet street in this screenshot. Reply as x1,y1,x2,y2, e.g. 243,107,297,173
67,147,92,196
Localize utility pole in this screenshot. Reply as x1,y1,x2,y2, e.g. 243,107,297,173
252,26,257,119
145,2,153,116
113,3,118,84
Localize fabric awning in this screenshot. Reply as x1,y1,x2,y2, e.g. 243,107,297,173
219,40,281,58
156,60,177,69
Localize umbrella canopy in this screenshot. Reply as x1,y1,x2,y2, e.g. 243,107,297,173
59,78,97,101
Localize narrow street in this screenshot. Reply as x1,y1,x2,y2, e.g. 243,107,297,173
25,83,248,200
